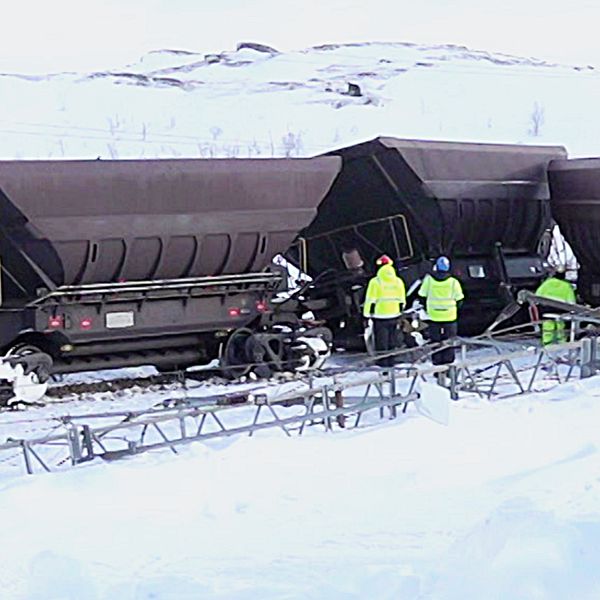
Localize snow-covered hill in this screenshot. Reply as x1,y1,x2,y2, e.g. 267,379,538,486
2,40,600,600
2,41,599,160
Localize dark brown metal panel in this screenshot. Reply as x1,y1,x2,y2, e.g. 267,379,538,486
548,157,600,304
379,137,567,183
549,158,600,198
299,136,567,338
304,137,565,275
0,157,341,298
197,234,231,275
161,236,197,279
378,137,567,256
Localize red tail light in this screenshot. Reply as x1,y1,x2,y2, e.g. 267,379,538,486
228,307,241,317
80,317,93,330
48,315,63,329
256,301,269,313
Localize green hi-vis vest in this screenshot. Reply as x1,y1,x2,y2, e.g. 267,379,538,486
418,274,464,322
535,277,576,304
362,264,407,318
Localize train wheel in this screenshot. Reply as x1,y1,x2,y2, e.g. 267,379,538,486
220,329,253,379
6,343,44,358
4,344,51,404
291,327,332,371
0,383,13,406
537,227,553,260
6,344,51,384
244,334,273,379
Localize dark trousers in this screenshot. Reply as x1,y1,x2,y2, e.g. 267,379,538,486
428,321,458,365
373,318,399,367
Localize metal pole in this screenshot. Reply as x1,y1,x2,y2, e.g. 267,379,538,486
449,366,459,401
334,390,345,427
581,338,595,379
67,424,82,465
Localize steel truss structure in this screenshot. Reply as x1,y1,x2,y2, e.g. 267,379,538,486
2,333,600,476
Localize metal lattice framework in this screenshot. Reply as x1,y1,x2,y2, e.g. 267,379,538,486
1,333,599,476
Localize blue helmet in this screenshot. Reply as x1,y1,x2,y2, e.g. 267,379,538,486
434,255,451,272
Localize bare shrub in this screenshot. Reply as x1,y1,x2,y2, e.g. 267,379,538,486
528,102,545,137
281,131,304,157
106,143,118,159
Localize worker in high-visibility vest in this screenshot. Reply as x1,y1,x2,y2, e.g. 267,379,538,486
535,265,576,344
418,255,464,365
362,255,406,367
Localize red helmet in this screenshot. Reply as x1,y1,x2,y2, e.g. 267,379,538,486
376,254,393,266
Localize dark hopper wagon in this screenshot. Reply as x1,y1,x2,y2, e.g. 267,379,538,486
0,137,574,402
548,158,600,306
0,157,341,381
293,137,566,345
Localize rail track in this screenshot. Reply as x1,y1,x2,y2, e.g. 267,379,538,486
0,315,564,410
0,325,598,477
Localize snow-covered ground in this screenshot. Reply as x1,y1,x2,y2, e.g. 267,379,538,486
2,370,600,599
1,41,599,161
1,40,600,599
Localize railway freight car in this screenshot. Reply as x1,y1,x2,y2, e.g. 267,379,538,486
0,157,341,399
548,157,600,305
290,137,566,346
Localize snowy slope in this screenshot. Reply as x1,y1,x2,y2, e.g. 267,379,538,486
1,41,599,161
2,380,600,598
1,41,600,599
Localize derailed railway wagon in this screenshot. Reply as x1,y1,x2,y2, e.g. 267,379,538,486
0,157,341,397
548,157,600,305
292,137,567,345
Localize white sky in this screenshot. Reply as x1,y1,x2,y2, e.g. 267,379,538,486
2,0,599,73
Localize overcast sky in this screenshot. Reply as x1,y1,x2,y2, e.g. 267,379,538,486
2,0,599,72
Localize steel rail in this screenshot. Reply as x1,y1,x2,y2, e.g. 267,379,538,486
0,334,598,476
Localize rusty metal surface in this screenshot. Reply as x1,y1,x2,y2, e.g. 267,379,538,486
306,137,567,264
379,137,567,188
298,137,567,336
0,157,341,297
548,157,600,305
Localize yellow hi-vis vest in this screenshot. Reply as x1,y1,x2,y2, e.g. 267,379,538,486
362,264,406,318
418,274,464,322
535,277,576,304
